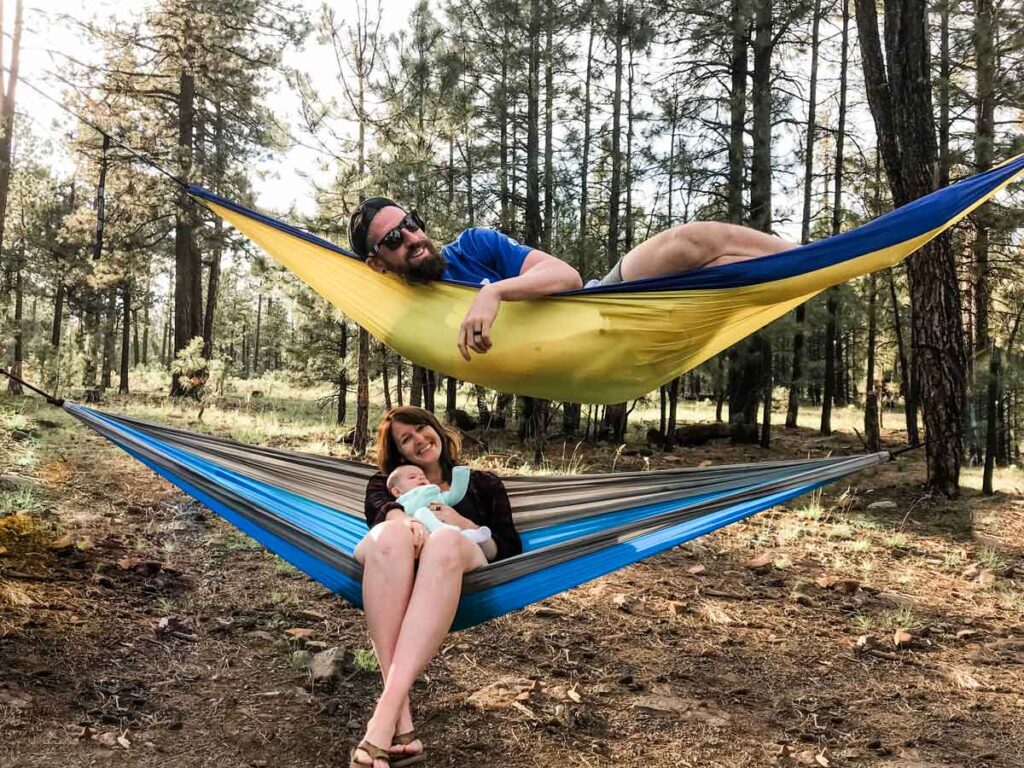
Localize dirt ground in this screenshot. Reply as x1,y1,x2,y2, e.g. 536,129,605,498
1,396,1022,768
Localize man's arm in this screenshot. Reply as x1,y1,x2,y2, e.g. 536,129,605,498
458,249,582,359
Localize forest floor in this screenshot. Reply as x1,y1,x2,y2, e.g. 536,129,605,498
1,388,1022,768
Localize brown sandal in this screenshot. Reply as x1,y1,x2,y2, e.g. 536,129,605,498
350,739,391,768
390,730,426,767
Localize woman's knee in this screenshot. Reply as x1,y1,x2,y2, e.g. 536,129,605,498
357,519,414,565
419,528,472,572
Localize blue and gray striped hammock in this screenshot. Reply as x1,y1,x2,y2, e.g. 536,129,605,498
62,403,886,630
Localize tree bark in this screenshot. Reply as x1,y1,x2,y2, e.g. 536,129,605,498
578,19,595,268
542,0,554,252
253,292,262,374
50,278,64,349
6,240,22,395
972,0,994,352
119,282,131,394
728,0,748,225
982,347,999,494
787,0,822,429
170,56,203,396
855,0,966,494
601,0,628,443
749,0,772,232
203,104,225,359
353,328,370,452
821,0,850,435
0,0,22,259
101,288,116,390
865,273,880,450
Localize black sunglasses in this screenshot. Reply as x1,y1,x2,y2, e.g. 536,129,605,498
371,211,426,255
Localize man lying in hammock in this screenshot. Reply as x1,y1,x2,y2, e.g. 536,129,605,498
348,197,795,361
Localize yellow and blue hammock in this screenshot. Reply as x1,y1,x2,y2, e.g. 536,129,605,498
59,402,886,630
189,153,1024,404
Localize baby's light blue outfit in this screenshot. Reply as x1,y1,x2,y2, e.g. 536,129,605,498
395,466,491,544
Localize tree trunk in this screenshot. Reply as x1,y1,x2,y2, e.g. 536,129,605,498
542,0,554,252
499,27,510,232
578,19,595,269
760,337,772,448
728,338,763,443
821,291,837,435
170,59,203,396
381,347,392,411
476,385,491,428
50,278,64,348
728,0,748,224
606,0,624,270
821,0,849,435
666,376,681,450
132,308,140,367
396,358,404,406
855,0,966,495
338,321,349,423
972,0,994,352
119,281,131,394
141,282,150,365
337,368,348,425
602,0,628,442
787,0,822,429
982,347,999,494
624,39,636,251
410,365,424,407
253,292,263,375
0,0,22,259
353,328,370,453
865,273,880,450
938,0,951,188
446,377,457,422
101,288,116,390
887,268,919,445
6,242,22,395
736,0,773,443
203,216,224,359
749,0,772,232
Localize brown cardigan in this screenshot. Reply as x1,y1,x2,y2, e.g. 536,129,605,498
364,469,523,562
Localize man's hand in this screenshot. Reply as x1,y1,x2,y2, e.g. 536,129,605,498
458,284,501,361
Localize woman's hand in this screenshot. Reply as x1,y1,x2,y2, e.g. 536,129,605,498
405,518,429,555
428,502,475,531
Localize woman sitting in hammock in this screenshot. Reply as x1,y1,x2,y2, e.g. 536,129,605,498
352,406,522,767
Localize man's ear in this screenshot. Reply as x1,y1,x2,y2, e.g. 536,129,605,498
366,256,388,274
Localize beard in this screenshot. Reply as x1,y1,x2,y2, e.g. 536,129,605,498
404,238,448,283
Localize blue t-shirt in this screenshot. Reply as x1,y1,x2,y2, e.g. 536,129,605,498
441,228,532,285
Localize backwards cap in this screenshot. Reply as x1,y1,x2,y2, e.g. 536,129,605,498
348,196,402,259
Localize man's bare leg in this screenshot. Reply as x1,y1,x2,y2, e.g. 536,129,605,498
618,221,797,281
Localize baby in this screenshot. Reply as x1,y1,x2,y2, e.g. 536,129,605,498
387,465,492,545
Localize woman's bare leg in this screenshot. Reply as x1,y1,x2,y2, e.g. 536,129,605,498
356,529,486,763
353,521,418,766
619,221,797,281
